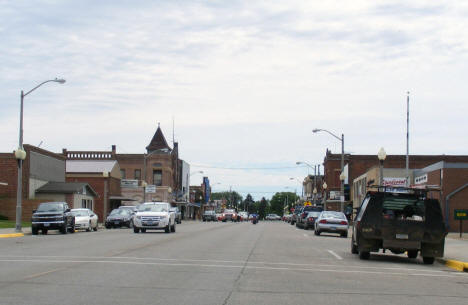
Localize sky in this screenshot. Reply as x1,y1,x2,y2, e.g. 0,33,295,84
1,0,468,200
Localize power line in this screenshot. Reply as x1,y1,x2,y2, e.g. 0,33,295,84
191,164,307,170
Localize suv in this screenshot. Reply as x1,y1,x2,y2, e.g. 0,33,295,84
133,202,175,233
31,202,75,235
296,205,323,228
351,187,447,264
202,210,217,222
222,209,237,222
169,206,182,224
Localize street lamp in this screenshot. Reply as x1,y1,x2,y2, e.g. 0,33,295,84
313,187,317,205
15,78,66,232
378,147,387,186
296,161,319,200
322,182,328,210
313,128,345,211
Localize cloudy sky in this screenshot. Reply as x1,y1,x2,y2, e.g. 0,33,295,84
1,0,467,200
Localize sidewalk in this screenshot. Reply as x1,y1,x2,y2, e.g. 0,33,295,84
438,233,468,272
0,226,31,238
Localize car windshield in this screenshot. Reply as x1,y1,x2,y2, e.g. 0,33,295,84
71,210,88,217
137,204,168,212
36,203,63,212
110,209,128,216
308,212,321,217
321,212,346,219
204,211,214,214
224,209,235,213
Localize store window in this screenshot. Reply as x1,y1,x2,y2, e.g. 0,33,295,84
153,170,162,186
82,199,93,210
135,169,141,180
120,169,126,179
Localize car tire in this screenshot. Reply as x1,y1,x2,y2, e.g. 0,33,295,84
105,224,111,229
93,224,98,231
341,231,348,238
61,221,67,234
407,250,418,259
87,222,92,232
359,251,370,260
68,222,75,233
32,227,39,235
315,230,321,236
423,256,435,264
171,222,176,232
165,222,170,233
351,238,359,254
128,220,133,228
304,225,308,230
42,229,48,235
133,227,140,233
141,229,146,233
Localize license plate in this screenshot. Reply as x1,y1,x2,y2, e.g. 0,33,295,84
143,222,157,226
44,223,50,227
114,221,119,225
396,234,409,239
330,227,337,230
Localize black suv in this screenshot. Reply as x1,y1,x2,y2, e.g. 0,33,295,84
31,202,75,235
296,205,323,229
351,187,446,264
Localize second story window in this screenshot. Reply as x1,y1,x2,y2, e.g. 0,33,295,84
135,169,141,180
120,169,126,179
153,170,162,186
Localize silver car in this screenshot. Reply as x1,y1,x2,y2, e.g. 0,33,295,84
314,211,349,238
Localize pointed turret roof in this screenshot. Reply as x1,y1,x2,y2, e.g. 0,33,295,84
146,124,172,153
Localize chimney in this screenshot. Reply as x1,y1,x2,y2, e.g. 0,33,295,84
62,148,67,157
112,145,116,155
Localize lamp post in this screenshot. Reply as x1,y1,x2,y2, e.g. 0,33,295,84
339,172,346,212
289,177,302,198
378,147,387,187
313,187,317,205
322,182,328,210
296,161,319,200
15,78,66,232
313,128,345,210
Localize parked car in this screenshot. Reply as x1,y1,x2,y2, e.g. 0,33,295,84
170,206,182,224
297,206,323,228
118,205,138,215
105,208,133,228
290,206,303,225
314,211,349,237
351,188,447,264
238,211,249,221
71,208,98,231
265,214,281,220
133,202,175,233
303,211,322,230
222,209,237,222
216,212,223,221
202,210,217,222
31,202,75,235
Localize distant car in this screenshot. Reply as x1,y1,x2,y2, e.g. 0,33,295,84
291,206,303,225
314,211,349,237
297,206,323,228
238,211,249,221
105,208,133,228
265,214,281,220
303,211,321,230
133,202,175,233
31,202,75,235
169,206,182,224
202,210,217,222
118,205,138,215
222,209,237,222
216,213,223,221
71,208,98,231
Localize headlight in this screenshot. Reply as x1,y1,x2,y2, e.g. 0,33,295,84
136,216,141,220
160,215,167,219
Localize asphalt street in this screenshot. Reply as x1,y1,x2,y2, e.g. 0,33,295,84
1,221,468,305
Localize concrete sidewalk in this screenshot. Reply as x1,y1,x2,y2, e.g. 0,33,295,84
438,233,468,272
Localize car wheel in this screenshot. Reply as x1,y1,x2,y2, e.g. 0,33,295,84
341,231,348,238
315,229,321,236
165,222,170,233
87,222,92,232
407,250,418,259
133,227,140,233
93,224,98,231
141,229,146,233
105,224,111,229
128,220,133,228
171,222,176,232
61,220,67,234
351,238,358,254
423,256,435,264
359,251,370,260
42,229,48,235
304,225,308,230
32,227,39,235
68,221,75,233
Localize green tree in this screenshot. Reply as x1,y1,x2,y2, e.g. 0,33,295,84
211,191,243,209
258,197,268,219
242,194,255,212
270,192,299,216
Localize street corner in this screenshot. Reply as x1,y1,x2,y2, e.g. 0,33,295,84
437,258,468,272
0,232,25,238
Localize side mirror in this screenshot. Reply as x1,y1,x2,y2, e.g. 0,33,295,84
65,208,71,213
32,209,37,213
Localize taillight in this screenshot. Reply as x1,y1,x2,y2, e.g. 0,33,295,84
340,221,348,225
308,217,314,221
319,219,327,224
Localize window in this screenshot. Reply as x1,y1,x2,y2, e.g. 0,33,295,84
120,169,126,179
81,199,93,210
134,169,141,180
153,170,162,186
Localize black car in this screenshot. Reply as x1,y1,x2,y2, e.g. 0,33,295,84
303,211,322,230
105,209,133,228
296,205,323,228
351,187,447,264
31,202,75,235
203,210,217,222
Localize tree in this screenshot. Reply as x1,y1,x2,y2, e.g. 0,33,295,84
242,194,255,212
258,197,268,219
211,191,243,209
270,192,299,216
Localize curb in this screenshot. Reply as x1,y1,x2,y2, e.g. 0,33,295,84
436,258,468,272
0,233,25,238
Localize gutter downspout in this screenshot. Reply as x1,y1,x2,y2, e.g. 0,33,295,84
445,182,468,231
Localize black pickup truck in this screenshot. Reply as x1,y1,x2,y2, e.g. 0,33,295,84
351,187,447,264
31,202,75,235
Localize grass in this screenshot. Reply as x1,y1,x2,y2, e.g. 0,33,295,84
0,220,31,229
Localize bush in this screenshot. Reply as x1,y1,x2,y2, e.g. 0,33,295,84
0,214,8,220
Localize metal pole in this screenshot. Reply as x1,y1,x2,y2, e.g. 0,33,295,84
341,133,344,212
143,154,147,202
379,160,384,186
314,166,317,205
406,92,410,186
15,91,24,232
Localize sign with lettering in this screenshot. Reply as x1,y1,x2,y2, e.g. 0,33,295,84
121,179,138,188
383,177,408,187
145,185,156,193
454,209,468,220
415,174,428,185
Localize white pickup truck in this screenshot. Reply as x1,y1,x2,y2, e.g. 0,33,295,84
133,202,175,233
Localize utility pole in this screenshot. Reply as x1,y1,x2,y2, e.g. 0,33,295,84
406,91,410,186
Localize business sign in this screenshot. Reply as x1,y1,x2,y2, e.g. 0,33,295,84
415,174,428,185
145,185,156,193
454,209,468,220
121,179,139,188
383,177,408,187
329,191,340,200
203,177,210,203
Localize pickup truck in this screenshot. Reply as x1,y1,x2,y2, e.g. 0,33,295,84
31,202,75,235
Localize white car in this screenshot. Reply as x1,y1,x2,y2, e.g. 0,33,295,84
133,202,176,233
70,208,98,231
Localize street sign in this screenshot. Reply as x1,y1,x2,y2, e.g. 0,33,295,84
121,179,138,188
454,209,468,220
145,185,156,193
304,201,312,206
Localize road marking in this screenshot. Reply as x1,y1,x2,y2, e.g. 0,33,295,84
23,267,66,280
327,250,343,260
0,258,464,279
0,233,24,238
